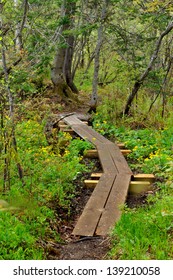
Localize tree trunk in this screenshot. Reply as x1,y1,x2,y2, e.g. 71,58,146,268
124,19,173,115
14,0,28,51
90,0,108,111
51,35,78,102
1,10,24,188
64,33,78,94
72,34,88,79
51,0,78,102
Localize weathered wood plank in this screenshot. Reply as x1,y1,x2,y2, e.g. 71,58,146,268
97,144,118,174
107,142,133,174
64,115,110,144
86,127,110,144
64,114,134,236
96,174,131,236
63,115,83,125
74,124,110,145
71,124,102,146
72,173,116,236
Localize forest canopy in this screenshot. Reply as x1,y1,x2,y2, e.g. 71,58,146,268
0,0,173,112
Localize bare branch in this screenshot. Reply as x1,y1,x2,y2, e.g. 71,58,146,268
14,0,28,50
124,19,173,115
0,57,22,79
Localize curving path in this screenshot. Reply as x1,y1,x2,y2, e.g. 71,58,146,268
62,114,133,236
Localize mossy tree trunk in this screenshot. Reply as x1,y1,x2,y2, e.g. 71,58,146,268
51,0,78,102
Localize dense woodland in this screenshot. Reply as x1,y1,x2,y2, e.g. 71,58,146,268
0,0,173,260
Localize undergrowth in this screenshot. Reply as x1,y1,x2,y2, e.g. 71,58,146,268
109,192,172,260
93,109,173,260
0,118,92,260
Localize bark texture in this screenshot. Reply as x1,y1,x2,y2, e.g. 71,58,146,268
51,0,78,101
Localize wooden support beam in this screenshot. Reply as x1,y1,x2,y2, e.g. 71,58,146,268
91,173,102,179
61,129,74,134
59,124,71,129
84,149,131,158
132,174,155,183
84,180,99,188
87,174,155,194
85,180,153,194
59,126,74,134
58,121,66,125
59,122,88,134
91,173,155,180
117,143,126,149
84,150,98,158
59,120,88,126
129,181,153,194
121,149,131,155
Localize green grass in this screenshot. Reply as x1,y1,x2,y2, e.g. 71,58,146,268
108,193,173,260
0,211,44,260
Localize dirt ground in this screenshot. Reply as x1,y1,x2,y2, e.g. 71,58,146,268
46,160,150,260
47,192,149,260
58,237,110,260
47,186,111,260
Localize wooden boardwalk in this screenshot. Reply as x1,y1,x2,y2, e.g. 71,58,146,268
62,114,133,236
